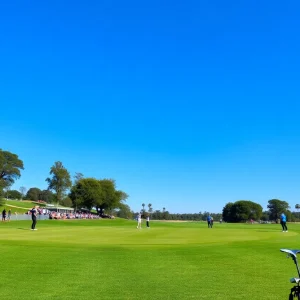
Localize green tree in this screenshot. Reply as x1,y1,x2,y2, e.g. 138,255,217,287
7,189,22,200
261,211,270,221
285,209,294,222
61,196,73,207
0,149,24,195
3,186,11,200
39,190,55,203
70,178,128,215
116,204,133,219
222,202,234,222
74,172,84,184
163,209,170,220
222,201,262,222
69,173,84,212
46,161,72,210
152,210,161,220
202,211,210,221
19,186,27,200
231,200,262,222
25,187,42,201
148,203,153,214
97,179,128,215
292,211,300,222
162,207,169,219
69,178,103,211
267,199,290,222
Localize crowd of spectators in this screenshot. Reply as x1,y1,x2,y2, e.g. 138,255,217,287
48,211,115,220
49,212,102,220
7,207,116,220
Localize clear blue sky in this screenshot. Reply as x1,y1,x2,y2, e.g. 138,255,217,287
1,0,299,213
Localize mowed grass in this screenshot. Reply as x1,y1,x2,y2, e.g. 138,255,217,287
0,199,47,213
1,220,300,299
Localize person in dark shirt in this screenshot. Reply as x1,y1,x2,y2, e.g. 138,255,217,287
30,206,39,230
2,209,6,222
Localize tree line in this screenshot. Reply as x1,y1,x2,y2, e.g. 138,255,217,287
115,202,222,221
222,199,300,222
115,204,222,221
0,149,128,215
149,210,222,221
2,187,56,204
1,149,300,221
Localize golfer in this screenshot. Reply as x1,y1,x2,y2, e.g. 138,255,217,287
280,212,288,232
30,206,39,230
137,213,142,229
146,216,150,228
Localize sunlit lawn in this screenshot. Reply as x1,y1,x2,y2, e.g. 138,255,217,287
0,199,47,214
0,219,299,299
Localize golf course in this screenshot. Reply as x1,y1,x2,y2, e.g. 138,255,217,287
1,219,299,299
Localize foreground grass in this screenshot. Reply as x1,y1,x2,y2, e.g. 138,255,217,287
0,219,299,299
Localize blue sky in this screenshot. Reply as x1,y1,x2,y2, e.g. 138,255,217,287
1,0,299,213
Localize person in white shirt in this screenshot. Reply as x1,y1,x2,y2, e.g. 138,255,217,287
137,213,142,229
146,216,150,228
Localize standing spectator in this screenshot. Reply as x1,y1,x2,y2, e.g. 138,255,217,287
146,216,150,228
2,209,6,222
280,212,288,232
137,213,142,229
210,217,214,228
30,206,39,231
207,215,212,228
7,209,11,222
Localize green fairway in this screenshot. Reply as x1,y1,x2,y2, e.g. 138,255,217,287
1,219,300,299
4,199,46,207
0,199,47,214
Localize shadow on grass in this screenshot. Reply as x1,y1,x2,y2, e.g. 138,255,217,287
17,228,31,230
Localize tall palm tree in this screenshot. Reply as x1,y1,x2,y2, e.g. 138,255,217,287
142,203,145,212
148,203,152,213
